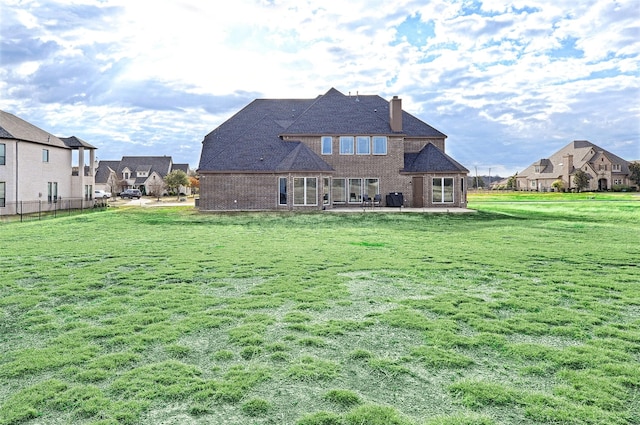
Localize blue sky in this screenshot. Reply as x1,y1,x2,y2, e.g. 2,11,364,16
1,0,638,176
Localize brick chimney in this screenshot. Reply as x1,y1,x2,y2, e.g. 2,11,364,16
389,95,402,132
562,154,574,189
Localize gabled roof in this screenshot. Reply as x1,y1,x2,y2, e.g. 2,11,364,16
118,156,173,177
172,163,190,174
0,110,68,149
283,88,446,137
199,105,329,172
403,142,469,173
95,160,120,184
198,88,446,172
276,143,334,172
97,156,178,181
519,140,631,178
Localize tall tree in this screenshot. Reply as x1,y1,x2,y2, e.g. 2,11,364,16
573,169,590,192
164,170,190,199
629,162,640,187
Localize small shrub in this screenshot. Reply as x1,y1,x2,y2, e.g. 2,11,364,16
241,398,271,416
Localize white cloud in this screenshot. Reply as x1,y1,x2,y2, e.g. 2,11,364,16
0,0,638,172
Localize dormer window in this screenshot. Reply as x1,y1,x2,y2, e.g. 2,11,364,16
534,166,541,173
612,164,621,171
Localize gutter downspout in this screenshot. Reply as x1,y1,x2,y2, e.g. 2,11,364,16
15,140,19,204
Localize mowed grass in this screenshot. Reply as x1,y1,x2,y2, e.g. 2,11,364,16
1,195,639,425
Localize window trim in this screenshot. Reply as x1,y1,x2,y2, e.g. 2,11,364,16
278,177,287,205
356,136,370,155
372,136,387,155
433,177,455,203
42,149,49,163
339,136,354,155
321,136,332,155
293,177,318,206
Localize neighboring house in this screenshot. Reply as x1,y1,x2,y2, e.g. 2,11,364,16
197,88,468,211
95,156,191,196
516,140,633,192
0,110,97,215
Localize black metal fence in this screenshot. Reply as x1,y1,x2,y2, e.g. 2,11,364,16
0,198,108,223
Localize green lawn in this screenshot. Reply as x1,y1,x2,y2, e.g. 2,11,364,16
1,197,639,425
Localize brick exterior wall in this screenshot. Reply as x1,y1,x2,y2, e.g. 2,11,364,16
199,172,330,211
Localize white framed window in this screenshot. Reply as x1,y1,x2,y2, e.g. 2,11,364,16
433,177,454,203
42,149,49,163
0,143,5,165
530,180,536,188
48,182,58,203
348,178,362,203
612,164,621,171
372,136,387,155
293,177,317,206
365,178,380,198
323,177,330,205
339,136,354,155
332,178,346,203
356,136,370,155
279,177,287,205
534,166,541,173
321,136,332,155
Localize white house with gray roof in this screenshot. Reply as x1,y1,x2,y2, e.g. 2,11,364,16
0,110,97,215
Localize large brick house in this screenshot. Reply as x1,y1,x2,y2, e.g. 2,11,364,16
197,88,468,211
516,140,633,192
1,110,97,215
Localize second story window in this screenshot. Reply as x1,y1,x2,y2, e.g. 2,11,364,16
373,136,387,155
339,136,354,155
42,149,49,163
356,136,370,155
0,143,5,165
321,136,332,155
612,164,621,171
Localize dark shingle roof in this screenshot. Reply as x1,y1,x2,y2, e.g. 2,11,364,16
60,136,96,149
172,163,190,174
403,143,469,173
198,88,446,172
95,160,120,184
0,110,68,149
118,156,173,177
